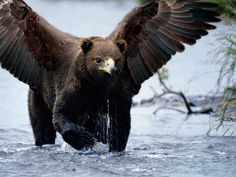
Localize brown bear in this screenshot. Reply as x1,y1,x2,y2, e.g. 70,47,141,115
0,0,219,151
28,37,136,151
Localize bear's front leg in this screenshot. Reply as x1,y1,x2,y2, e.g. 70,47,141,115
109,95,132,152
53,92,97,150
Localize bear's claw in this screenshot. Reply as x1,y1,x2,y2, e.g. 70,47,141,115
61,122,97,150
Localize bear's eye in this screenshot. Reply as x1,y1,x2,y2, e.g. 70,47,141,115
94,58,104,65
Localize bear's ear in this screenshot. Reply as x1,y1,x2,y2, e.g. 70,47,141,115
81,39,93,53
116,39,127,53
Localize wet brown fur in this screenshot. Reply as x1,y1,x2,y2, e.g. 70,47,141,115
28,37,139,151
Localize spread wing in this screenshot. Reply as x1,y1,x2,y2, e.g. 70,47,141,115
0,0,78,88
109,0,220,84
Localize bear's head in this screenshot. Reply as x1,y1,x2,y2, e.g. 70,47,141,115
80,37,127,82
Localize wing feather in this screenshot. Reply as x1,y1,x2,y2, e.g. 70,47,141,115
8,31,24,74
138,44,157,73
109,0,220,84
157,31,185,52
1,29,19,68
149,33,176,55
0,0,79,88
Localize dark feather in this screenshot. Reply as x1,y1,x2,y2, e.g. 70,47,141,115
172,2,219,12
146,19,163,33
1,29,19,69
168,19,216,30
12,39,28,78
166,23,208,36
0,15,13,26
160,26,197,45
0,8,9,16
8,32,24,74
0,31,15,54
139,43,159,73
147,35,172,61
109,0,220,84
149,33,176,56
0,0,75,87
142,40,165,70
128,54,151,83
15,44,28,79
157,31,185,52
21,52,31,84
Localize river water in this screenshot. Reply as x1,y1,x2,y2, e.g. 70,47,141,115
0,0,236,177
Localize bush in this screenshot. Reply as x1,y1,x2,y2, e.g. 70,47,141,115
210,0,236,19
214,25,236,122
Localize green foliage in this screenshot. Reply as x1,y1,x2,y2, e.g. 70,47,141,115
214,25,236,124
215,25,236,88
158,67,169,81
137,0,152,5
210,0,236,19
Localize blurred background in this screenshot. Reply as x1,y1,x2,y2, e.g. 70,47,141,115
0,0,235,177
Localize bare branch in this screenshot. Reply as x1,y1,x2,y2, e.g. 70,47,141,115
153,107,186,114
138,70,214,116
